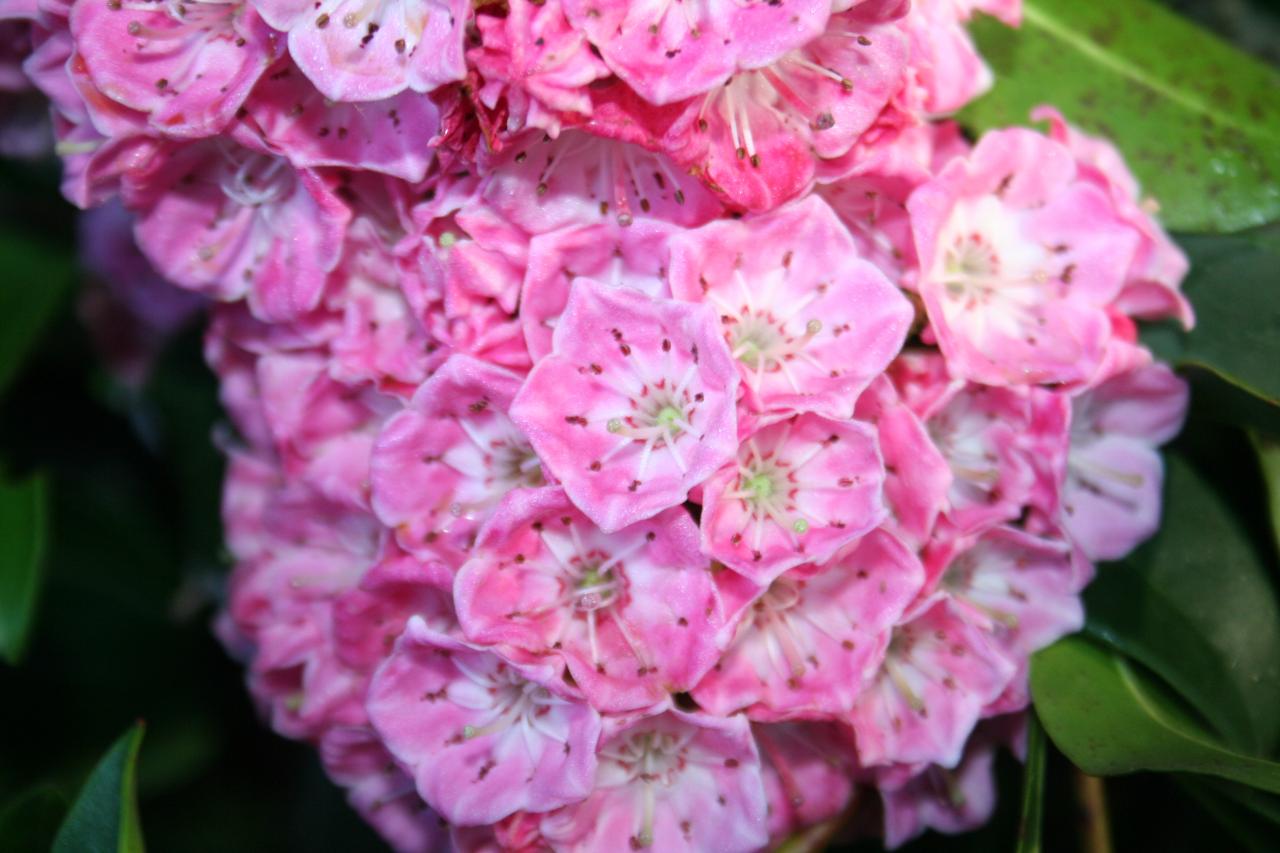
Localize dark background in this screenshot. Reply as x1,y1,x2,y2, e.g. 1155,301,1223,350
1,1,1277,850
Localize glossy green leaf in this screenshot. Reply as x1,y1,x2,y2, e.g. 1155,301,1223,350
1083,447,1280,755
52,724,146,853
1253,433,1280,551
1142,234,1280,418
961,0,1280,232
0,232,76,398
0,475,49,665
1031,637,1280,792
0,787,67,853
1014,712,1046,853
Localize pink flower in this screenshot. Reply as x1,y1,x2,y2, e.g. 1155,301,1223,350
480,129,722,235
1061,359,1188,561
692,529,924,720
370,354,544,570
754,722,858,842
521,218,677,361
367,615,602,825
320,726,450,853
665,3,910,211
126,137,352,321
510,280,739,532
561,0,833,106
253,0,468,101
539,709,769,852
927,524,1083,661
242,59,441,182
908,128,1141,386
453,488,726,712
70,0,281,138
669,196,912,418
699,413,885,585
1033,105,1194,329
849,598,1015,768
469,0,610,136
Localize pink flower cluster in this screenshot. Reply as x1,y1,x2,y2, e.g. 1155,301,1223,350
4,0,1195,848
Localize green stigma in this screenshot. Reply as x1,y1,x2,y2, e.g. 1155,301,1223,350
745,473,774,500
792,519,809,534
607,418,623,433
655,406,682,428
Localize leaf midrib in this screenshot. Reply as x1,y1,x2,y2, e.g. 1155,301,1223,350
1023,2,1280,144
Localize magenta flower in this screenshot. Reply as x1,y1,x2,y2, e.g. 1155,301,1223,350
454,488,726,712
511,279,739,532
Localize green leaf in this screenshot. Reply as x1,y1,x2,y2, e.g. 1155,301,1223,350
1178,777,1280,853
1142,234,1280,418
0,232,76,398
1031,637,1280,793
1253,433,1280,552
961,0,1280,233
1014,712,1046,853
0,787,67,853
0,474,49,665
52,724,146,853
1083,447,1280,755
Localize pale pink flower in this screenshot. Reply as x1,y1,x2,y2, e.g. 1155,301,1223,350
539,709,769,852
1033,105,1194,329
253,0,468,102
510,280,739,532
370,354,544,570
699,413,885,585
70,0,281,138
909,127,1141,386
849,598,1015,768
1061,359,1188,561
453,488,726,712
367,615,602,825
692,529,923,719
668,196,912,418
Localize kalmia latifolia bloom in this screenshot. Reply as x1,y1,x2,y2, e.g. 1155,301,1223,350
14,0,1195,846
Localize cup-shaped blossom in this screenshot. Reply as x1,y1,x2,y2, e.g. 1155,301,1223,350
927,525,1083,661
1062,359,1188,561
909,127,1141,386
669,196,912,419
539,709,769,852
453,488,726,712
849,598,1015,768
561,0,831,106
700,412,886,585
127,138,351,321
754,722,858,843
521,219,677,361
371,355,544,570
253,0,468,102
669,5,909,211
241,60,441,182
510,279,739,532
692,529,924,720
70,0,281,138
479,129,722,236
367,616,602,826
